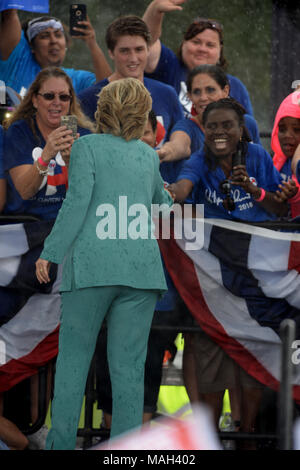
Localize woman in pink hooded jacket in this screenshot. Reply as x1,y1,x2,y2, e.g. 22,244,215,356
271,90,300,217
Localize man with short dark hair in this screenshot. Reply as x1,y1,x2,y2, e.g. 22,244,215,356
78,15,184,183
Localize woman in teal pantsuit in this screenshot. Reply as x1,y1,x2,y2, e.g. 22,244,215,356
35,78,174,450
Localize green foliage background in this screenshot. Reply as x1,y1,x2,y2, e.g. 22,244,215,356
20,0,273,132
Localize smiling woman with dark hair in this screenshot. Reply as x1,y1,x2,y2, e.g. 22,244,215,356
167,97,294,443
169,98,290,220
143,0,254,116
157,65,261,173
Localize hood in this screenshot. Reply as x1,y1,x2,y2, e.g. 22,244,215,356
271,90,300,171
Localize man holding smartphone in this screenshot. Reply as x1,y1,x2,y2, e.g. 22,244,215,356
0,8,111,96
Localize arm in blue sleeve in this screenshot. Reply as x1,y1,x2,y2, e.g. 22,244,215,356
176,151,203,185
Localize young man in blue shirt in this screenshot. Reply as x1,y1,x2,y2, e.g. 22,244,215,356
78,15,184,180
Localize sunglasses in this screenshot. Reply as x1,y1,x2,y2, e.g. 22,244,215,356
37,92,72,102
192,17,223,32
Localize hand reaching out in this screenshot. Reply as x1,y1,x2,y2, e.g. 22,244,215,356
157,143,176,162
36,258,52,284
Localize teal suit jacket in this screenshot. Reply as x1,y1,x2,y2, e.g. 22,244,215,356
41,134,173,294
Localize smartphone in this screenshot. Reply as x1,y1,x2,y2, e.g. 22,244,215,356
70,4,87,36
61,115,78,138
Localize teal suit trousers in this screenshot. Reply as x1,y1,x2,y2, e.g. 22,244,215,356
45,285,158,450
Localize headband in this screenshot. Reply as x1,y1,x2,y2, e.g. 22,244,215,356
27,18,64,43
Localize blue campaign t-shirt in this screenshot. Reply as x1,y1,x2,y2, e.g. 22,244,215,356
177,142,282,221
278,159,293,183
78,76,184,141
161,113,261,186
3,119,90,220
145,43,254,117
0,31,96,95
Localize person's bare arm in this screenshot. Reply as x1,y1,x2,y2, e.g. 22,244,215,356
157,130,191,162
142,0,186,73
0,9,21,60
72,16,111,81
168,179,194,202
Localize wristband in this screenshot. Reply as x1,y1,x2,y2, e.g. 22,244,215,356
35,160,49,176
38,156,48,167
256,188,266,202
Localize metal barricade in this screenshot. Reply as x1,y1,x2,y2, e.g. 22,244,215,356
76,217,300,450
1,214,299,449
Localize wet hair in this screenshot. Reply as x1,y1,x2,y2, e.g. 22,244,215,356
105,16,151,52
95,77,152,141
178,18,227,70
202,97,250,170
4,66,95,134
186,64,229,94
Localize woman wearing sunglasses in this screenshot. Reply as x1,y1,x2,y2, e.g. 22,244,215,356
143,0,253,117
2,67,94,221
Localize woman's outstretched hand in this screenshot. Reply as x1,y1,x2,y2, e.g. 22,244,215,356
36,258,52,284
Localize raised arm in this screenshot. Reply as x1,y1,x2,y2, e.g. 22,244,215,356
142,0,186,73
0,9,22,60
71,16,112,81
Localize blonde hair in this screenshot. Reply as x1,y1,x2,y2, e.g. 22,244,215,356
95,78,152,141
3,67,95,134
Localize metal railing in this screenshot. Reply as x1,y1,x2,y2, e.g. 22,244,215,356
76,318,297,450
